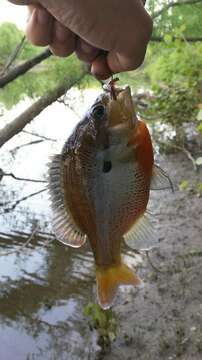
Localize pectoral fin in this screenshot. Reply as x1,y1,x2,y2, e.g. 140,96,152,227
150,164,174,191
48,154,86,248
124,215,156,250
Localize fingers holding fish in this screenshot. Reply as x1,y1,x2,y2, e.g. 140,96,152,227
49,22,76,57
91,54,112,81
26,6,54,46
75,39,100,64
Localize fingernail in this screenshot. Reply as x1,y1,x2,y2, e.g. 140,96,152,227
37,9,51,25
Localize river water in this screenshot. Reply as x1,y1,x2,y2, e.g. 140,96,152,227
0,89,141,360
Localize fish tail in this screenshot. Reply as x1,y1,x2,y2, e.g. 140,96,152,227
96,263,141,309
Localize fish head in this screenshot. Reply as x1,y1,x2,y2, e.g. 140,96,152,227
88,86,137,147
107,86,137,129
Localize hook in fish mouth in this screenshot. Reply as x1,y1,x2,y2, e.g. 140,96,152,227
103,77,121,100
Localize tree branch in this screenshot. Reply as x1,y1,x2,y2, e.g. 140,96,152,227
151,35,202,42
1,188,47,213
0,168,47,183
0,48,52,88
22,130,57,142
0,73,86,148
153,0,202,19
0,226,38,256
1,36,26,75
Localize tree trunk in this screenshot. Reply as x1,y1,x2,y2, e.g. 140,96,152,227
0,73,86,148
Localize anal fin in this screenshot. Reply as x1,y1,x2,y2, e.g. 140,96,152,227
124,215,157,251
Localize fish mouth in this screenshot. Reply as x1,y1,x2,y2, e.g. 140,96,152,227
107,86,137,128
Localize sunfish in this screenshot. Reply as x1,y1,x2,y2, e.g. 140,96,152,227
49,83,172,309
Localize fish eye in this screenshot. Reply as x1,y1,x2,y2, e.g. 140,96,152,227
92,104,105,120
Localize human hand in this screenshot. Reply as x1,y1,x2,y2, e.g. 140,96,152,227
8,0,153,79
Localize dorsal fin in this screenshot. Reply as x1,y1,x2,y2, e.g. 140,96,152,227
123,215,157,251
150,164,174,191
48,154,86,248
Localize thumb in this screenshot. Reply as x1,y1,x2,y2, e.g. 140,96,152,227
107,46,147,74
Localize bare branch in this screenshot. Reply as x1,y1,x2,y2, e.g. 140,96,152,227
22,130,57,142
1,36,26,75
0,48,52,89
151,36,202,42
10,140,44,155
0,72,86,148
155,141,198,171
0,226,38,256
0,168,47,183
1,188,47,213
153,0,202,19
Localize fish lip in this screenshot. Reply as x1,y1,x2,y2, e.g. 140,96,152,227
106,86,137,128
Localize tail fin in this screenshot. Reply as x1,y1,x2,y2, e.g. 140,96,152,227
96,263,141,309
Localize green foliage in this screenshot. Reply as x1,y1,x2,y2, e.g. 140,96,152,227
84,302,117,346
196,123,202,132
0,22,40,68
147,1,202,38
146,84,198,128
0,22,23,66
144,38,201,136
0,23,86,109
147,40,202,87
179,180,202,197
196,182,202,197
179,180,189,191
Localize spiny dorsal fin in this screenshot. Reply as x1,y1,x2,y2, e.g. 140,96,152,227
150,164,174,191
123,215,157,251
48,154,86,248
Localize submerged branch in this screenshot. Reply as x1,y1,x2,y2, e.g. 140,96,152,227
0,48,52,89
0,72,86,148
0,226,38,256
1,188,47,213
0,168,47,183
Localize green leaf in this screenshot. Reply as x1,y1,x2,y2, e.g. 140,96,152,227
164,34,172,44
196,123,202,132
195,157,202,166
197,109,202,121
179,180,189,190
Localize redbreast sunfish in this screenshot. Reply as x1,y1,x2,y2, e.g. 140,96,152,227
49,84,172,309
